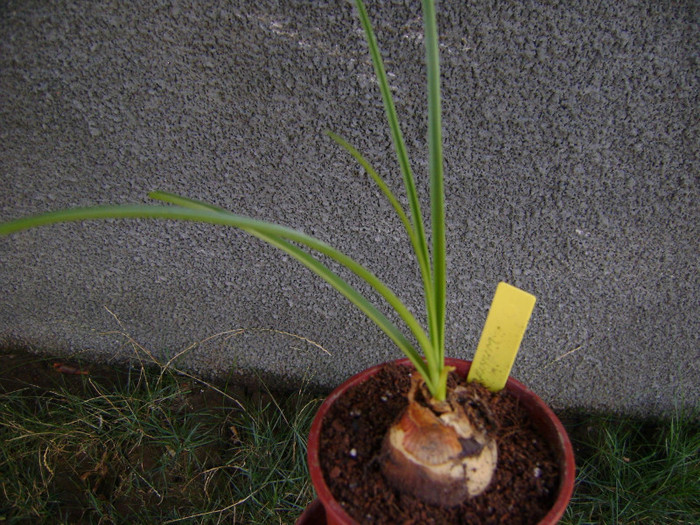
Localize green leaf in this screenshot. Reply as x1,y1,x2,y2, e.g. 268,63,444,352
422,0,447,362
353,0,443,394
325,132,436,330
2,0,450,400
0,199,436,390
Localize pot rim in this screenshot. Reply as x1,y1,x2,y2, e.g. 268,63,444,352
307,358,575,525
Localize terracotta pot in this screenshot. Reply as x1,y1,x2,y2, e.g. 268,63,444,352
298,358,575,525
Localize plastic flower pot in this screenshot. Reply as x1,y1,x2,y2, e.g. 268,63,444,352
297,358,575,525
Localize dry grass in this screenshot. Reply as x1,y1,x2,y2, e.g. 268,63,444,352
0,348,320,524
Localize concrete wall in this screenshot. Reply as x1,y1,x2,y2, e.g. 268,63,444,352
1,0,697,417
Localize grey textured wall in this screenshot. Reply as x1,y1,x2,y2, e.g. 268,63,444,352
1,0,697,417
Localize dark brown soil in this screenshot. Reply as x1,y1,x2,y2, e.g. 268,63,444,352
319,363,559,524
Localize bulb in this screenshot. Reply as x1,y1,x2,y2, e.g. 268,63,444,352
380,374,497,507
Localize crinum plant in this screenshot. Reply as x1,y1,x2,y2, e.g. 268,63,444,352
0,0,497,505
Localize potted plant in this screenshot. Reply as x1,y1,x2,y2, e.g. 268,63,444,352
1,0,574,522
300,356,575,524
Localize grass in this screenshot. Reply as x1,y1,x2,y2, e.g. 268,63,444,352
561,410,699,525
0,350,319,524
0,349,697,524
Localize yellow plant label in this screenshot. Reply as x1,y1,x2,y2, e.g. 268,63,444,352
467,282,536,392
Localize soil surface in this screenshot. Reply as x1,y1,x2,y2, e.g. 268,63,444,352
319,363,559,524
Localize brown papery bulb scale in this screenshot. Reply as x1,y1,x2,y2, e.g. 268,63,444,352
380,373,498,507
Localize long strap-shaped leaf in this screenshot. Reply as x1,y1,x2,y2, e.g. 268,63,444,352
422,0,446,362
326,132,436,310
354,0,440,382
0,199,435,390
1,0,449,400
147,192,433,384
148,192,434,361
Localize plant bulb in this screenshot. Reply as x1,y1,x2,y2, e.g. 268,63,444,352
380,374,497,506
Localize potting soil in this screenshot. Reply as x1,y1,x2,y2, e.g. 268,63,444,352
320,363,559,524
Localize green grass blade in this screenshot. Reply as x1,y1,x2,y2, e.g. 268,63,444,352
422,0,446,360
354,0,440,383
